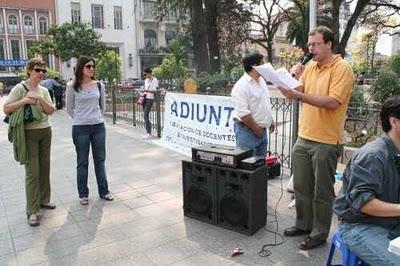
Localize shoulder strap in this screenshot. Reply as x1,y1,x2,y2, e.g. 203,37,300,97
97,81,102,108
20,83,29,92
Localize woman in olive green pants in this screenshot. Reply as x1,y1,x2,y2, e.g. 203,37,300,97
4,58,55,226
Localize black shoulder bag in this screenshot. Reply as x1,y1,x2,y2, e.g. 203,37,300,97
3,83,34,124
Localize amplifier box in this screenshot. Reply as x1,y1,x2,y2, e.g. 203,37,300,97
240,156,265,170
192,145,252,168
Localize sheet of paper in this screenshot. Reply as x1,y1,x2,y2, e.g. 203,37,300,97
254,64,300,90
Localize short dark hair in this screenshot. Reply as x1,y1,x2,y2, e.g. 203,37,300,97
309,26,335,50
143,67,152,74
242,53,264,72
380,96,400,132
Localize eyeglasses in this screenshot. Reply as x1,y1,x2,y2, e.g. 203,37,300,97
34,68,47,74
84,64,95,69
307,42,325,48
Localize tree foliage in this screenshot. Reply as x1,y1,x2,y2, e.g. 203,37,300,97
29,22,107,62
371,72,400,102
95,50,122,85
153,36,189,80
389,53,400,76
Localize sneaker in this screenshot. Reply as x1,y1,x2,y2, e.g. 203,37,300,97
141,134,152,139
100,193,114,201
79,197,89,205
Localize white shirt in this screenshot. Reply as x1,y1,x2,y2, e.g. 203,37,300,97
143,77,159,100
231,73,273,128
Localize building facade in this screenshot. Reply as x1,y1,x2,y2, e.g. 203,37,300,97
0,0,56,75
56,0,138,80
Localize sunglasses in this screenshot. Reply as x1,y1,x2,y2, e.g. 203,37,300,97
34,68,47,73
84,64,95,69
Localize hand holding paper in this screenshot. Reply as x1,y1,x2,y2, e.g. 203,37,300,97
254,63,300,90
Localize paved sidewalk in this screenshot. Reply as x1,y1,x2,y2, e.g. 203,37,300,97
0,96,338,265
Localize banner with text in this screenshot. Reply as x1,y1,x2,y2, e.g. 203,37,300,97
160,92,236,155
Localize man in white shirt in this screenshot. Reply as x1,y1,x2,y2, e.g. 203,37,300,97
231,53,274,156
142,67,159,139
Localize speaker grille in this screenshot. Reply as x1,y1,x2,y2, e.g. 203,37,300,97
187,187,212,215
220,195,248,225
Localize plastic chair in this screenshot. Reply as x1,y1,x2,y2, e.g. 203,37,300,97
326,232,367,266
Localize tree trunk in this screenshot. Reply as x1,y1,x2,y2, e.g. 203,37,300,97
331,0,340,53
190,0,210,73
205,0,220,73
338,0,371,57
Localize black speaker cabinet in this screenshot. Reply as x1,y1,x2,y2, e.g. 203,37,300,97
182,160,217,224
216,165,267,235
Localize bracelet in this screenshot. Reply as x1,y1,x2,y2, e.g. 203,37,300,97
296,94,302,101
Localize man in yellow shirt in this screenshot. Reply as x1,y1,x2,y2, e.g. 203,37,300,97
278,26,354,250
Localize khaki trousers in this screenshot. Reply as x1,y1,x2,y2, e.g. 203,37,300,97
24,127,52,215
292,137,343,239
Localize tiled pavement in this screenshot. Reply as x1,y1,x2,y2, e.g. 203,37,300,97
0,96,340,265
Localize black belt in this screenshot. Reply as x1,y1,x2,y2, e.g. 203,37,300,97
233,118,265,129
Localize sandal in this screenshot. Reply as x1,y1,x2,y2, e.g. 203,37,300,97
79,197,89,205
100,193,114,201
27,213,40,227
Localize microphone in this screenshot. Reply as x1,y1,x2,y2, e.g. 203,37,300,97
291,53,313,77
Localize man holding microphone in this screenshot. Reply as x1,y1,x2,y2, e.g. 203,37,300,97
278,26,354,250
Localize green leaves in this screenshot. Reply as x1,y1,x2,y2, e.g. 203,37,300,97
28,22,107,62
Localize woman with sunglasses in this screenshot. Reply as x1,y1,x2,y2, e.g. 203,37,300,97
141,67,159,139
3,58,56,226
66,56,113,206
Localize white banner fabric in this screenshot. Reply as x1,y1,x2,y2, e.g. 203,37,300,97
159,92,236,156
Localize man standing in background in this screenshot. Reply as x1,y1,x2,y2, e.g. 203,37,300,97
278,26,354,250
231,53,275,156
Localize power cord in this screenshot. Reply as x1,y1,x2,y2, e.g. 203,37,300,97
259,98,291,257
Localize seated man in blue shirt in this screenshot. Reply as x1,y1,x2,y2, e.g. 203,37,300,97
333,96,400,265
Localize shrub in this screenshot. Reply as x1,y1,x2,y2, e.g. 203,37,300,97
370,72,400,103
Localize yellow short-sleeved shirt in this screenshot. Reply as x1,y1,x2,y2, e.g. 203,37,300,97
299,55,354,144
6,82,52,129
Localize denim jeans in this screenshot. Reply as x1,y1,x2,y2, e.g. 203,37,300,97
339,222,400,266
143,99,154,134
234,122,268,156
72,123,109,198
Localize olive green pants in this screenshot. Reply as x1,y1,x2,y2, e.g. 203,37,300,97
292,137,343,239
24,127,52,215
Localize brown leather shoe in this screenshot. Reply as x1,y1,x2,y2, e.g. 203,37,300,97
299,235,326,250
283,226,311,237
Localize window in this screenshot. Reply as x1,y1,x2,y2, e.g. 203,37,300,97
71,2,81,23
39,17,48,34
0,40,5,71
10,40,20,59
114,6,123,30
91,5,104,29
26,40,35,59
144,29,157,51
0,16,3,33
8,15,18,34
165,30,176,44
24,15,34,34
143,1,156,19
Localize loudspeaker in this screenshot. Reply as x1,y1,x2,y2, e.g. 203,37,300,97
216,165,267,235
182,160,217,224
